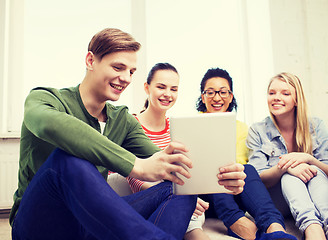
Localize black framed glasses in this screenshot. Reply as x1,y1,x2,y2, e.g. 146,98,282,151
202,89,232,99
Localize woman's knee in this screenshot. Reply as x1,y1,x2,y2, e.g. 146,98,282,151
281,172,298,184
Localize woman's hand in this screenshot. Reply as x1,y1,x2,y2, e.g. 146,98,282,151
217,163,246,195
287,163,317,183
193,198,209,217
278,152,316,169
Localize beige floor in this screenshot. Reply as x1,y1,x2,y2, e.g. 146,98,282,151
0,216,302,240
202,218,302,240
0,218,234,240
0,218,11,240
0,218,232,240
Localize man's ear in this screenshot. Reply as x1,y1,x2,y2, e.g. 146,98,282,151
85,51,95,70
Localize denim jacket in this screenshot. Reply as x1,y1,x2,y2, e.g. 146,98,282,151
246,116,328,174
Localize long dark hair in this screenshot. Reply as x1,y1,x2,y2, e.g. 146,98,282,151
141,63,178,112
196,67,237,112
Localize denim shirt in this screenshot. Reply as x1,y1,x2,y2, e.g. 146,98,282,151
246,116,328,174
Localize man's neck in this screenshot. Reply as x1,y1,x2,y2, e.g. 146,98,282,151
79,80,107,121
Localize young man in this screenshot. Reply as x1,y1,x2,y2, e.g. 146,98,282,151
10,28,245,240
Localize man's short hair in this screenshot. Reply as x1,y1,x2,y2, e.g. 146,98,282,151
88,28,141,60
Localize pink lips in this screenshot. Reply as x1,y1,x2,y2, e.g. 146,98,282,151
271,103,284,110
159,99,171,106
211,104,223,111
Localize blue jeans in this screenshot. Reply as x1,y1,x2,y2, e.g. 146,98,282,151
202,164,285,233
12,148,197,240
281,166,328,233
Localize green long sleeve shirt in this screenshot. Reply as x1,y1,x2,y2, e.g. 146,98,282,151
10,85,160,225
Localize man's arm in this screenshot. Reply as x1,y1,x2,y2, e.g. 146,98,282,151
24,89,136,176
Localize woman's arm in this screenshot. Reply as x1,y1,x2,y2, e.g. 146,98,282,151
310,160,328,176
279,152,328,177
278,118,328,176
259,165,287,188
311,118,328,176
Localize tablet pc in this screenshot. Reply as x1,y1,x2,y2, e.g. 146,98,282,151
170,112,236,195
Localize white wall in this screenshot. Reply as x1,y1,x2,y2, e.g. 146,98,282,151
269,0,328,124
144,0,250,119
0,0,135,208
0,0,24,136
0,0,327,208
0,138,19,208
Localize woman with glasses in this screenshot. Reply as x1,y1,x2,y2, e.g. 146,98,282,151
190,67,297,240
247,72,328,240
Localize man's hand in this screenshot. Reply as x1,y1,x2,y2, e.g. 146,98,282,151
129,142,192,185
217,163,246,195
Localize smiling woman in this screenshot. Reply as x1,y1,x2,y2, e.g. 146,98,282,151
267,79,297,120
247,72,328,239
201,77,234,113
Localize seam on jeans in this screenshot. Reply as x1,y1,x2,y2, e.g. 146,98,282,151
241,189,283,230
153,185,173,226
300,219,323,233
12,169,107,239
55,171,113,237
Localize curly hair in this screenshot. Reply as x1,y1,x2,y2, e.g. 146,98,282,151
196,68,237,112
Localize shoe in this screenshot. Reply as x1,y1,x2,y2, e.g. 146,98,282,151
259,231,297,240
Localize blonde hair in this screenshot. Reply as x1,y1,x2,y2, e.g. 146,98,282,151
268,72,312,154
